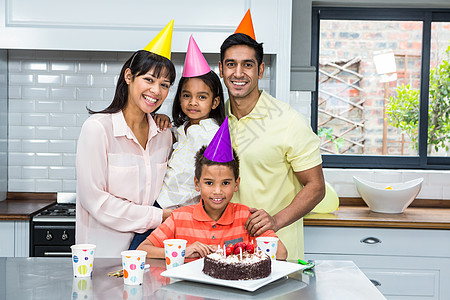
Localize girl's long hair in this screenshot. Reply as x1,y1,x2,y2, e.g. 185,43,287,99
172,70,225,127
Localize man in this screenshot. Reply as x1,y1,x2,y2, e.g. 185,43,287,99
218,12,325,259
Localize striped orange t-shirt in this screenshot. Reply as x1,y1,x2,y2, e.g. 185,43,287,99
148,201,277,248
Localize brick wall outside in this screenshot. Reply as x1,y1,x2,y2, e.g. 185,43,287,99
318,20,450,156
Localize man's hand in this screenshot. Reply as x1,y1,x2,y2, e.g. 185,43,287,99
245,207,278,236
153,114,172,131
185,242,216,258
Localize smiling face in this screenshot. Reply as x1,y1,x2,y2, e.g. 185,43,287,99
194,164,240,221
124,67,171,114
180,78,219,126
219,44,265,101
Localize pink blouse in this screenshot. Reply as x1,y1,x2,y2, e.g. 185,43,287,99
76,111,172,257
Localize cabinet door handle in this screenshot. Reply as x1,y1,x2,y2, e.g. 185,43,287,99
360,237,381,244
44,252,71,257
370,279,381,286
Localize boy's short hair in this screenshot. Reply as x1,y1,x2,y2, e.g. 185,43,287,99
194,146,240,180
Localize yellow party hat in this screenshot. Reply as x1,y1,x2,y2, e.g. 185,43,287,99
143,20,174,60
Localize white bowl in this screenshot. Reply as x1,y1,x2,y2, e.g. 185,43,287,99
353,176,424,214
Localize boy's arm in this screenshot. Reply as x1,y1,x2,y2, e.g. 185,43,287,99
137,239,165,259
185,242,217,258
276,240,288,261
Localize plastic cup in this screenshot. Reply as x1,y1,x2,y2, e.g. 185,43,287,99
256,237,279,259
163,239,187,269
71,244,96,277
121,250,147,285
71,277,93,299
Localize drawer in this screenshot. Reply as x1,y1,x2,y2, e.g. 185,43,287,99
305,254,444,300
363,269,437,298
304,226,450,258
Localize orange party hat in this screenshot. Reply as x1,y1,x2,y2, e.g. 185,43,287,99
234,9,256,40
143,20,174,60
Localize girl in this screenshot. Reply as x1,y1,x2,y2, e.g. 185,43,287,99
129,36,225,249
158,69,225,208
76,21,176,257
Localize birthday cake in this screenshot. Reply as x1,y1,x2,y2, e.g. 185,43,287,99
202,242,271,280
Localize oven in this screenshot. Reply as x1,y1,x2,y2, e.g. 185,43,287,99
31,193,76,257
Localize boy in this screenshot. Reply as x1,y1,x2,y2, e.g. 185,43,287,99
137,118,287,259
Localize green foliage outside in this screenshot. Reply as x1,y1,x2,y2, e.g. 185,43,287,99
386,44,450,154
318,127,344,152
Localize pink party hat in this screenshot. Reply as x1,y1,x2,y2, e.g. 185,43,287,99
204,117,234,162
182,35,211,77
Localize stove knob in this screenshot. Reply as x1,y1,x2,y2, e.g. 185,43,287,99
62,230,69,241
46,231,53,241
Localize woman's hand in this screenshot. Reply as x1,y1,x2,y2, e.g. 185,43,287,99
162,208,174,222
185,242,216,258
153,114,172,131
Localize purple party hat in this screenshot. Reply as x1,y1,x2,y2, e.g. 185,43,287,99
182,35,211,77
204,117,234,162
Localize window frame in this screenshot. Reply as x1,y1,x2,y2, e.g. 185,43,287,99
311,7,450,170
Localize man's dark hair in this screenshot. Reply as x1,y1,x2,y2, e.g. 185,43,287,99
220,33,264,67
194,145,240,180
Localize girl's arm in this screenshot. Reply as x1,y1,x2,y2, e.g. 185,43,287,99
153,113,172,131
137,239,165,259
276,240,288,261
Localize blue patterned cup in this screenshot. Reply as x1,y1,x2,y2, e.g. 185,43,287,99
71,244,96,277
163,239,187,269
256,237,279,260
121,250,147,285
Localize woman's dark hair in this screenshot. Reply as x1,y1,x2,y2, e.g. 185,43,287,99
220,33,264,68
88,50,176,114
172,70,225,127
194,145,240,180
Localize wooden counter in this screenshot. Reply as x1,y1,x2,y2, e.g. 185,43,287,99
304,205,450,229
0,199,56,220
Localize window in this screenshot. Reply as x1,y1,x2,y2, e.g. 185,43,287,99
312,8,450,169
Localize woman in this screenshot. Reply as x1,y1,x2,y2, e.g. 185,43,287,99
76,22,176,257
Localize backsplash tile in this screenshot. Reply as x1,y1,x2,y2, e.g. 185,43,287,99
7,50,273,193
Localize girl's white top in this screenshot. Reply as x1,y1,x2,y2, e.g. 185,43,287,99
157,118,219,209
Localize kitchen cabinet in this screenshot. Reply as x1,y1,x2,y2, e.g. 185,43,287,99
0,0,292,101
0,220,29,257
0,49,6,201
304,226,450,299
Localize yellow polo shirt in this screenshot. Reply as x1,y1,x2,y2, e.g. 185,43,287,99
226,90,322,260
